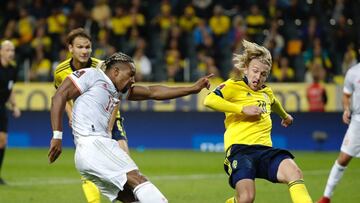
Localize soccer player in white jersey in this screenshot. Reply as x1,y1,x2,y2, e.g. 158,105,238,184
48,52,213,202
317,50,360,203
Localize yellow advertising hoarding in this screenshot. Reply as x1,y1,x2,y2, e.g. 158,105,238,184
12,82,341,112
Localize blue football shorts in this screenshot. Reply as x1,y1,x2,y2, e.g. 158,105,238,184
224,144,294,188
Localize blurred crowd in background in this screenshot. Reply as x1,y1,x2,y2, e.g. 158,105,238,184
0,0,359,84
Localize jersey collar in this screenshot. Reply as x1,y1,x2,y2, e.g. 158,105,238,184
70,58,93,72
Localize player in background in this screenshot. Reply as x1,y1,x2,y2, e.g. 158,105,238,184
48,52,213,202
0,40,21,185
204,40,313,203
54,28,128,202
317,49,360,203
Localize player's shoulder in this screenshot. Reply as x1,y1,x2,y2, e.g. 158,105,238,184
55,58,72,73
90,57,102,68
347,63,360,75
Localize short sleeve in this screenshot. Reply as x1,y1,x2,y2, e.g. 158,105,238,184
68,68,97,94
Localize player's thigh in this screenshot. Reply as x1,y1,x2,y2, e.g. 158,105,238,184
276,158,303,183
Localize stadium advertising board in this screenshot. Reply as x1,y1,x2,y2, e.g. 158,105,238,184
13,82,340,112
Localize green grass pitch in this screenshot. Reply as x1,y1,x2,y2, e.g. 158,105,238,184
1,148,360,203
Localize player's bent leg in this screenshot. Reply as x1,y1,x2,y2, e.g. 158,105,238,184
133,182,167,203
116,184,137,203
234,179,255,203
277,159,312,203
318,152,351,202
124,170,167,203
82,178,101,203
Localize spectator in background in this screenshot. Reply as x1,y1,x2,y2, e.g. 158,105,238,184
245,4,266,44
165,38,183,82
209,4,231,47
151,1,177,45
31,26,52,55
110,5,128,51
47,7,68,59
93,29,116,60
204,56,223,85
306,66,328,112
179,5,199,34
68,1,89,29
304,38,332,80
91,0,111,29
0,40,21,185
29,46,51,81
272,55,295,82
193,18,211,47
229,15,247,53
317,48,360,203
342,43,358,74
133,38,152,81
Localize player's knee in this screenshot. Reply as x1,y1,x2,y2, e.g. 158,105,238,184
126,170,148,189
236,191,255,203
286,167,303,183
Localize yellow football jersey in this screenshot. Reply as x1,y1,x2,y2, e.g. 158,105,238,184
211,79,277,150
54,57,101,88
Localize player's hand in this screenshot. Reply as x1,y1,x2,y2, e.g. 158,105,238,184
12,107,21,118
242,106,264,116
192,74,214,93
343,109,351,124
48,138,62,163
281,114,293,127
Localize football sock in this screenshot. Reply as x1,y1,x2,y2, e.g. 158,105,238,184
133,181,168,203
288,179,313,203
0,147,5,177
82,179,101,203
323,160,346,198
225,196,236,203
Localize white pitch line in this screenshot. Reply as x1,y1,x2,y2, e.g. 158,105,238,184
6,169,360,186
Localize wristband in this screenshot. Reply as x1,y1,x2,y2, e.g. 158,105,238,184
53,131,63,139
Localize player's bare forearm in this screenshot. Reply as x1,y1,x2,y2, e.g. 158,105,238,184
342,93,351,124
129,74,213,100
51,78,81,132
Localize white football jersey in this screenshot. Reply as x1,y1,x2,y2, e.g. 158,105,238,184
344,63,360,121
68,68,127,143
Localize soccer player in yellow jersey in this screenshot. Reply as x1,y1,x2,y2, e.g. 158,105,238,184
204,40,313,203
54,28,132,202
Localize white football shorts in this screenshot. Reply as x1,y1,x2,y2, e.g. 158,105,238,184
74,136,138,202
341,119,360,157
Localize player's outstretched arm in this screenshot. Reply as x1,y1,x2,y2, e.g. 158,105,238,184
128,74,213,101
48,77,81,163
271,97,293,127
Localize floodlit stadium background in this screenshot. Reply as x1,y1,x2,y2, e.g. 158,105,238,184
1,0,360,202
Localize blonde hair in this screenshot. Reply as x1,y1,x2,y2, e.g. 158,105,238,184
233,40,272,79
